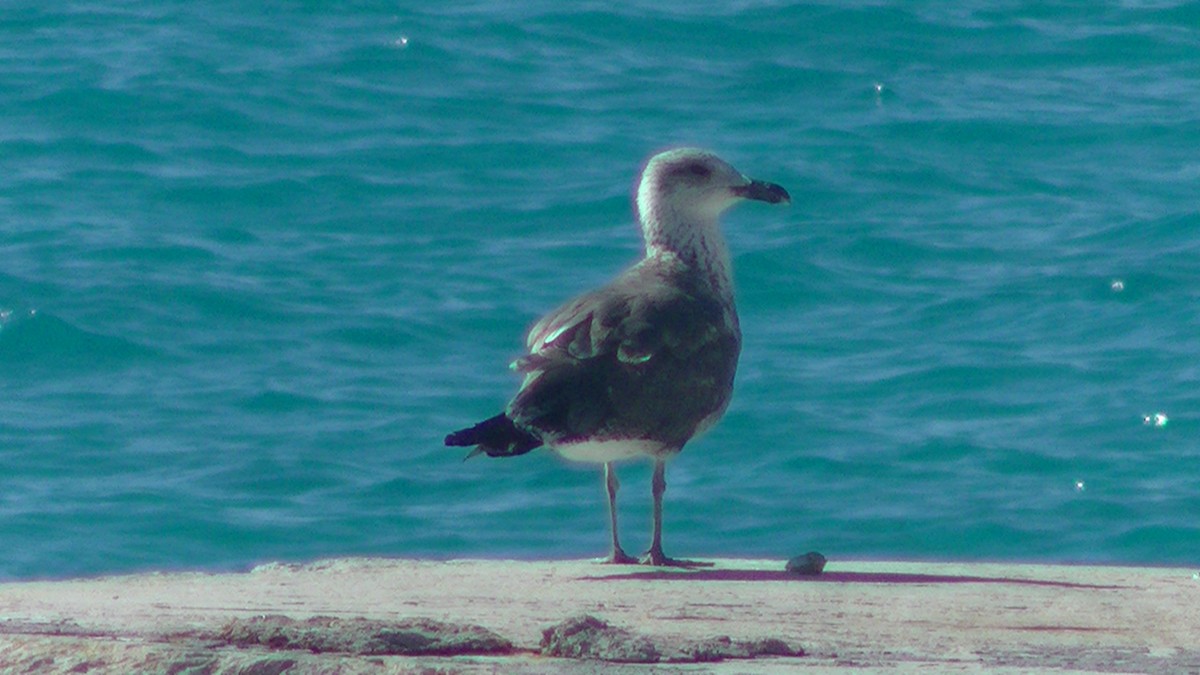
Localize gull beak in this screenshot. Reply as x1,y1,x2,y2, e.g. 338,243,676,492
733,179,791,205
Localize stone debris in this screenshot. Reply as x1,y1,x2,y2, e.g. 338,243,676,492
672,635,801,662
540,614,660,663
218,614,513,656
540,614,802,663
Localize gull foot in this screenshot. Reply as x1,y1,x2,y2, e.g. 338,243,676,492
601,548,640,565
639,551,715,568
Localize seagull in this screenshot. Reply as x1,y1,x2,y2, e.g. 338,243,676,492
445,148,790,566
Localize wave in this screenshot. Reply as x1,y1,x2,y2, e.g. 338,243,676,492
0,309,158,371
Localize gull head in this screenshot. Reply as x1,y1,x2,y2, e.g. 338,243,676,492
635,148,790,251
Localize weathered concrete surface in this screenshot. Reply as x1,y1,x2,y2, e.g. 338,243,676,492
0,558,1198,673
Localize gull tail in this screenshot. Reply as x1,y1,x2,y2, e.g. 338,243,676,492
445,413,542,460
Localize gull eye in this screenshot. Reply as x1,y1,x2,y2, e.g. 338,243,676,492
687,163,712,178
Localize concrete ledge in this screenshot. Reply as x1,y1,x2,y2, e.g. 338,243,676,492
1,558,1197,672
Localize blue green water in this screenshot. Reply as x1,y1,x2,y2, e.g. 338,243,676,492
2,2,1197,580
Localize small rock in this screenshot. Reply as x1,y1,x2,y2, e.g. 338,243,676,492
785,552,827,576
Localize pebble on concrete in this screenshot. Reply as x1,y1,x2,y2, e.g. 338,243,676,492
786,552,827,576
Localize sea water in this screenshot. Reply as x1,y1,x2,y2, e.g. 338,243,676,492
1,1,1197,579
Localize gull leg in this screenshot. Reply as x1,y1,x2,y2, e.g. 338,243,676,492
642,458,711,568
602,462,637,564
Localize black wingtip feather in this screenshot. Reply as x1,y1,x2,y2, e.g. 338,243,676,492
445,413,543,459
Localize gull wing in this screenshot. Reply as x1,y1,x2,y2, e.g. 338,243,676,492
514,266,726,374
506,264,738,446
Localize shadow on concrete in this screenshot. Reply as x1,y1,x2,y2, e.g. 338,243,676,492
585,568,1125,590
